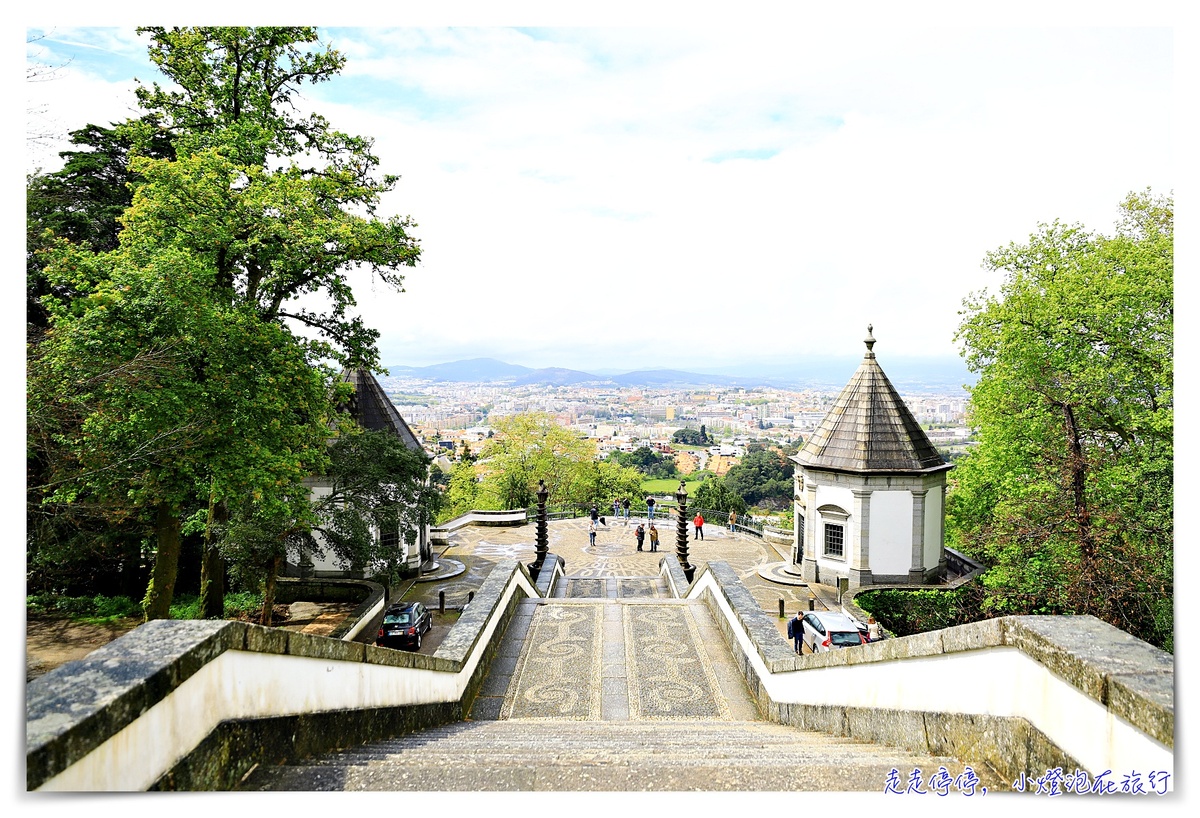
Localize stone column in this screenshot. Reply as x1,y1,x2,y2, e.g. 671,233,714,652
849,488,873,587
908,489,927,583
801,475,820,583
792,472,804,565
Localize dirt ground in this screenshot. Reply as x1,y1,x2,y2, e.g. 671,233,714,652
25,602,362,683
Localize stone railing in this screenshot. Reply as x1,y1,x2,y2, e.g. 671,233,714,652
430,509,529,543
687,560,1173,789
26,560,538,792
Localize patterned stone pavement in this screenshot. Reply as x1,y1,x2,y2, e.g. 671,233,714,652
413,516,824,620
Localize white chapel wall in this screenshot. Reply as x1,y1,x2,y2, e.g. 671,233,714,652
924,484,944,570
868,489,912,577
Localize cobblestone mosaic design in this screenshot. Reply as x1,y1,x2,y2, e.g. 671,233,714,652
566,579,606,598
500,604,604,720
617,579,658,599
623,606,732,721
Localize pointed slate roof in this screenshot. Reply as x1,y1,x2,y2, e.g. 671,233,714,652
338,368,424,454
794,327,950,474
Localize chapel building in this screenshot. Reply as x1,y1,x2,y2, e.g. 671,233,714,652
790,327,952,588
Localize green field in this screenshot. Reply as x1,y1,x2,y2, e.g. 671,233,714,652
640,473,710,495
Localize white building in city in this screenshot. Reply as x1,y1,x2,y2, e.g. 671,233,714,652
791,327,952,588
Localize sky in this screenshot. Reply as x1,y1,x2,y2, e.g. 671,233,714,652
20,5,1183,377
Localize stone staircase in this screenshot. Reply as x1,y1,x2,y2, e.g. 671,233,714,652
243,581,1003,792
245,719,998,792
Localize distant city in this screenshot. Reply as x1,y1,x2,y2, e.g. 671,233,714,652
380,358,976,466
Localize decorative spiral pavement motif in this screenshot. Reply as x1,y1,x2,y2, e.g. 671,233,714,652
500,604,603,720
623,605,731,721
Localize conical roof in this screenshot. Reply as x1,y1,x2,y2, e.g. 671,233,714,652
794,327,949,474
338,368,424,454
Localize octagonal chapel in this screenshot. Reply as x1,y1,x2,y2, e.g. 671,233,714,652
790,326,953,588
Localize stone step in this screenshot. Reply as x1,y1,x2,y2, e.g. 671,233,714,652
245,719,1003,792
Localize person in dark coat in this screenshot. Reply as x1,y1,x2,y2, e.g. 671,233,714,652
787,612,804,654
635,524,645,551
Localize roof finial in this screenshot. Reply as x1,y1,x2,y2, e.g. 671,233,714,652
864,324,876,358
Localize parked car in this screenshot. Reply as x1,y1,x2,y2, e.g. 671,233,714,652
376,602,432,651
801,611,865,653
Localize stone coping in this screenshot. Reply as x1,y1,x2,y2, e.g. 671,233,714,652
26,559,537,791
692,560,1174,749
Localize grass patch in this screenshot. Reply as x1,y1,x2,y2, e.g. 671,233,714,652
28,591,265,624
641,473,710,495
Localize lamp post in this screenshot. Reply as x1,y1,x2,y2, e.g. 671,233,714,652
675,480,694,582
532,479,549,576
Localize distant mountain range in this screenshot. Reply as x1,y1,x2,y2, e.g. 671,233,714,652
384,357,973,392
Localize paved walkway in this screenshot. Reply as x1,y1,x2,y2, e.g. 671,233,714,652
387,516,834,650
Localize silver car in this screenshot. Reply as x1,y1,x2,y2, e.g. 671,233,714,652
801,611,865,653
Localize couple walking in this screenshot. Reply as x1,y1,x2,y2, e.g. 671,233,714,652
634,523,659,552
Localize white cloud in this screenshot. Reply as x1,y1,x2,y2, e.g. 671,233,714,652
23,23,1177,371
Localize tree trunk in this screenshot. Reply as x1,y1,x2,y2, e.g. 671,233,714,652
143,502,182,621
199,498,228,619
1062,402,1095,564
261,553,282,627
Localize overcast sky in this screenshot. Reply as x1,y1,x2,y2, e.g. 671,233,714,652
23,5,1181,374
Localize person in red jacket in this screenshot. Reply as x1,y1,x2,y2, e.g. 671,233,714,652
693,512,705,540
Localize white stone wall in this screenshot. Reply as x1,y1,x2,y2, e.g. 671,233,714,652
923,484,944,570
814,484,853,575
867,490,913,577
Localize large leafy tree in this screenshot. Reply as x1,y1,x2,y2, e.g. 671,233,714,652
31,239,332,619
28,27,422,618
475,413,641,510
949,191,1172,650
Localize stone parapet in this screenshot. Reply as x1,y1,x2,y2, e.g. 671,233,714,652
688,560,1173,785
26,560,538,791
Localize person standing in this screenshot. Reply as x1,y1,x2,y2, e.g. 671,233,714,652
590,505,599,524
635,523,645,551
588,519,597,547
649,524,659,552
728,510,737,532
788,611,805,654
693,512,705,540
622,497,631,523
646,496,656,521
613,499,620,519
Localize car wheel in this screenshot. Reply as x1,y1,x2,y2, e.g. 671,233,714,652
415,632,421,650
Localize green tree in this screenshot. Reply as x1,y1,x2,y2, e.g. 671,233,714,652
692,478,747,516
475,413,597,508
28,27,423,618
31,241,331,620
310,426,432,579
950,190,1172,650
722,445,794,508
608,446,678,479
438,459,481,523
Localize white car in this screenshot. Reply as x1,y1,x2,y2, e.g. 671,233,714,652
801,611,865,653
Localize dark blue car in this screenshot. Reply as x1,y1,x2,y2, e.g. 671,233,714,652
376,602,432,651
